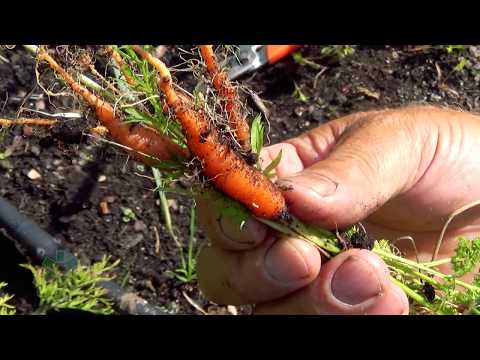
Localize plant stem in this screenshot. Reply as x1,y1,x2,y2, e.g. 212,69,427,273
152,168,178,244
374,248,480,292
188,205,197,279
421,258,451,268
390,276,430,309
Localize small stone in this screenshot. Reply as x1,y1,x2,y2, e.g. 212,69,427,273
124,234,144,249
470,46,480,58
134,220,147,232
294,106,306,117
98,175,107,182
27,169,41,180
155,45,167,59
30,145,41,156
99,201,110,215
53,159,62,166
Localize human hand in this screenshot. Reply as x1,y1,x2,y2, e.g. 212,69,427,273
196,105,480,314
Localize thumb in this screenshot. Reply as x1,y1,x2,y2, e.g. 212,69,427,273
277,111,427,228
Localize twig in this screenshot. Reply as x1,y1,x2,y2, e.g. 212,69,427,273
152,225,163,258
313,67,328,89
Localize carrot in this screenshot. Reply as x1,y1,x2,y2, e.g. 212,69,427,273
132,45,286,219
106,46,137,87
0,118,57,126
37,47,188,164
198,45,251,152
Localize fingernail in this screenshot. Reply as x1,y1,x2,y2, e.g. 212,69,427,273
264,238,312,284
278,172,337,198
331,256,382,305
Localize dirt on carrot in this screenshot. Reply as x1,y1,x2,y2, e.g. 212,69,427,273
198,45,251,152
133,45,286,219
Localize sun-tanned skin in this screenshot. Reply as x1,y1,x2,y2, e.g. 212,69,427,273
196,105,480,315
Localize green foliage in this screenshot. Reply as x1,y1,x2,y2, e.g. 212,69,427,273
452,237,480,276
454,57,471,73
371,236,480,315
121,206,137,223
441,45,467,54
0,148,12,160
112,45,186,146
320,45,355,59
292,52,322,70
293,82,309,103
21,256,119,315
171,206,198,284
250,114,264,156
0,282,16,315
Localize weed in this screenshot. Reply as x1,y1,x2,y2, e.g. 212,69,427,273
121,207,137,223
21,256,119,315
320,45,355,59
293,82,310,103
0,282,16,315
170,206,199,284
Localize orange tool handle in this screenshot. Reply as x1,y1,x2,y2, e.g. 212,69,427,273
266,45,302,64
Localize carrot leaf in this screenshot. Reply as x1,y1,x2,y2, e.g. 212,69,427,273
263,150,282,178
452,237,480,276
250,114,264,155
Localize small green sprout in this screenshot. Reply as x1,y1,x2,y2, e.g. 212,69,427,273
293,82,309,103
170,206,199,284
121,207,137,223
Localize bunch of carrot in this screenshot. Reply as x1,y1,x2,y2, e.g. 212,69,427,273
37,45,286,220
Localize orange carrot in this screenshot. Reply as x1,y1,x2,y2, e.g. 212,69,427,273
198,45,251,152
132,45,286,219
37,48,188,164
0,118,57,126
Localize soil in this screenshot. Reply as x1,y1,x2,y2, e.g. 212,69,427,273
1,45,480,315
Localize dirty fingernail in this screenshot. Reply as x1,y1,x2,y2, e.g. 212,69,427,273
278,173,337,197
264,238,313,284
331,256,382,305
